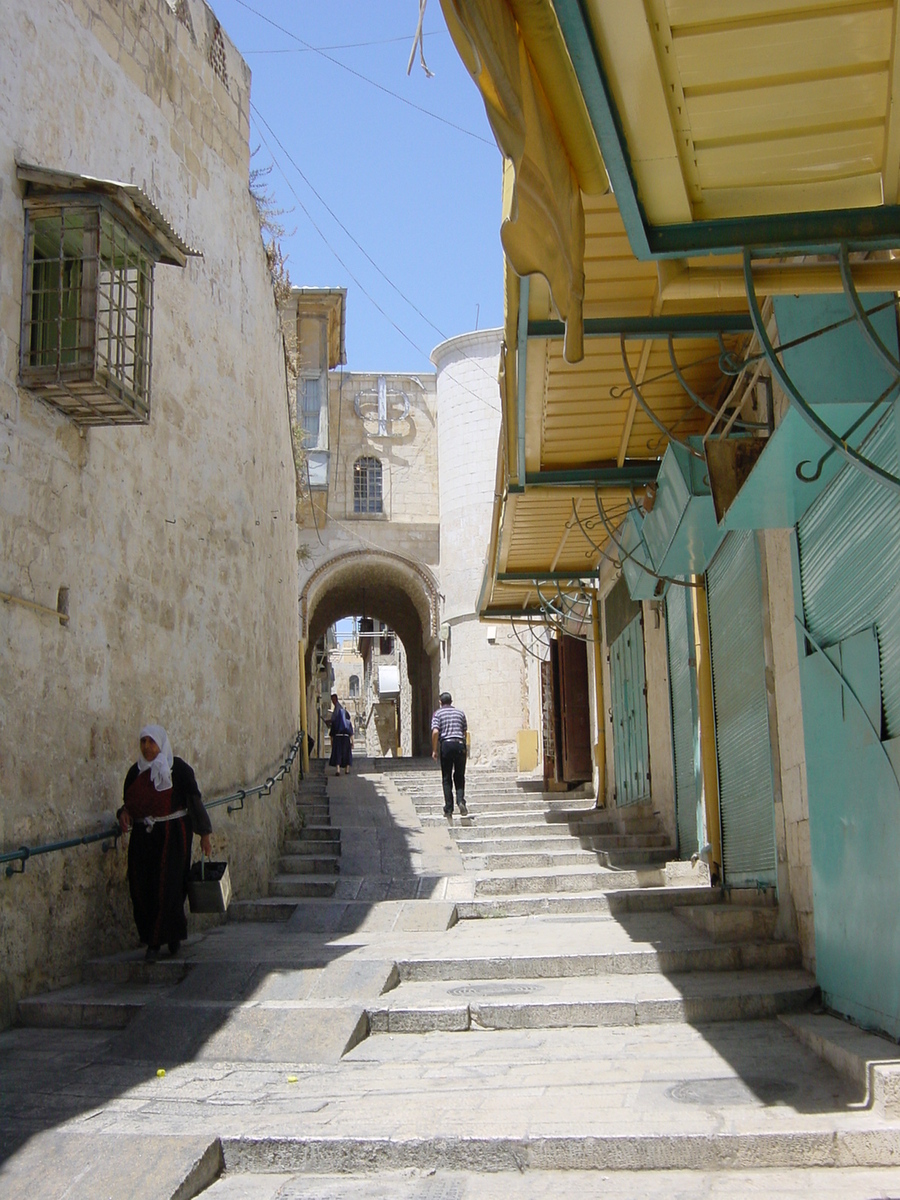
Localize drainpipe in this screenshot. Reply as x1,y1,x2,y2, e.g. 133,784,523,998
591,591,606,808
692,578,722,883
299,639,310,776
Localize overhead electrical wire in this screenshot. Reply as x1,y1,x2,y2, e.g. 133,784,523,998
251,106,503,416
245,34,439,54
232,0,495,147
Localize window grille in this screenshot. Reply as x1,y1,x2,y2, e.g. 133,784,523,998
353,456,383,514
20,201,154,424
349,675,360,697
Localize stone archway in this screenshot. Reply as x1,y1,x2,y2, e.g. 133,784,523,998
301,551,440,756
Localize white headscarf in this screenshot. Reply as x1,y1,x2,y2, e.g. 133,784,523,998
138,724,174,791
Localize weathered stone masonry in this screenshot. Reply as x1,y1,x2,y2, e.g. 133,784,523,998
0,0,300,1023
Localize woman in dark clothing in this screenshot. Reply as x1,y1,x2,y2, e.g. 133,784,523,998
327,692,354,774
117,724,212,961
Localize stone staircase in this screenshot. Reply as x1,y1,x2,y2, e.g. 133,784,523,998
8,759,900,1197
361,766,816,1037
230,758,340,919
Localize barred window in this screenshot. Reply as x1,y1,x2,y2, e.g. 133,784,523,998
353,456,383,514
21,201,154,424
349,675,360,697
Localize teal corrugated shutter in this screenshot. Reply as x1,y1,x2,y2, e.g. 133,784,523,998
666,585,700,858
609,612,651,807
707,531,777,886
798,415,900,737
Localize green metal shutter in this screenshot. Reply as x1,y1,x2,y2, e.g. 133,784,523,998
707,531,777,887
609,611,651,807
666,585,700,858
798,415,900,737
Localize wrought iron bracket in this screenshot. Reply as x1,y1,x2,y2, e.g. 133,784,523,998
743,248,900,496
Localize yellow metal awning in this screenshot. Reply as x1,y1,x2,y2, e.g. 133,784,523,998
452,0,900,622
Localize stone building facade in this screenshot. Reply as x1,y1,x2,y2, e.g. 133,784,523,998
291,299,537,767
0,0,300,1024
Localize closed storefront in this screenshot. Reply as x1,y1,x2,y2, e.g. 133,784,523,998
607,578,651,807
795,412,900,1036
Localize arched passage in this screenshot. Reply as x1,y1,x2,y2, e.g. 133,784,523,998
301,551,440,756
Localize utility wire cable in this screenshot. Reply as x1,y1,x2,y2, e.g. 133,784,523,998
253,118,441,367
245,34,441,54
252,111,503,415
232,0,495,147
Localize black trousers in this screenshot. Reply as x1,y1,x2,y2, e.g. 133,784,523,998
440,741,467,812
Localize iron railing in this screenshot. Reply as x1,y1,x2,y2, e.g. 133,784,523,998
1,731,304,877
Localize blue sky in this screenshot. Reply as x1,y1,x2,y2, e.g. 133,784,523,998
211,0,504,374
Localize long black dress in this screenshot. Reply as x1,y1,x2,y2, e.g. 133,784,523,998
120,757,211,948
328,704,353,769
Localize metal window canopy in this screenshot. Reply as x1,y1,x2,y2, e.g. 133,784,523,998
17,163,198,426
17,163,198,265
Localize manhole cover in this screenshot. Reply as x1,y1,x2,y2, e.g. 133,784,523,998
667,1076,797,1106
447,982,540,997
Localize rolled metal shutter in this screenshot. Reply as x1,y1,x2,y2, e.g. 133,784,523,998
707,531,777,886
666,585,700,858
609,611,651,807
798,415,900,737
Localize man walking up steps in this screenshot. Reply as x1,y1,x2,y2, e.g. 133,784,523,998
431,691,468,820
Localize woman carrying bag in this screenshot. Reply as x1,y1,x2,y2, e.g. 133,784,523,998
117,724,212,960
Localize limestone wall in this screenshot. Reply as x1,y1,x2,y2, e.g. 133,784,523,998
0,0,300,1024
762,529,815,968
432,330,531,767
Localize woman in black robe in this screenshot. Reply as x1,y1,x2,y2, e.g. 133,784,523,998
117,724,211,960
327,692,354,774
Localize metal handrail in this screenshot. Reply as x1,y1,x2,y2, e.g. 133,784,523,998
1,731,305,877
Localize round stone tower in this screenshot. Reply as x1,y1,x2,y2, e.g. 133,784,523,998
431,329,532,768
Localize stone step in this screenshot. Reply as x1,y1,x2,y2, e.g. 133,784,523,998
454,833,670,855
396,940,801,982
200,1165,900,1197
453,835,593,853
571,820,672,840
368,968,817,1034
288,824,339,842
217,1137,900,1178
451,821,576,839
456,884,719,919
228,897,298,922
283,835,341,855
411,795,594,809
548,803,656,826
17,980,172,1029
677,903,781,942
277,854,339,875
82,953,192,985
465,848,672,871
579,832,671,850
474,865,667,895
463,849,607,869
269,874,338,898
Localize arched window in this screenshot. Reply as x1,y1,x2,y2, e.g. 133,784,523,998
353,457,383,514
349,675,360,697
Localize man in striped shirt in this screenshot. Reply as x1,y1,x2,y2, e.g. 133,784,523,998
431,692,468,820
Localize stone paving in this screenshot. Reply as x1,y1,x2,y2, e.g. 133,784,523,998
2,762,900,1198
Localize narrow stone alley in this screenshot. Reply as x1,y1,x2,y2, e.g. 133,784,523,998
2,763,900,1199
